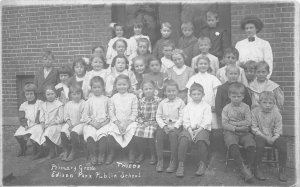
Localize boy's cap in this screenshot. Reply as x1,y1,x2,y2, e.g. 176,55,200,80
240,16,264,33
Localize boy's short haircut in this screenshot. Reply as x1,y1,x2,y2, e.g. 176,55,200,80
23,83,37,93
58,65,72,77
181,21,194,30
259,91,276,103
242,60,256,70
189,82,204,95
113,23,124,30
111,54,129,69
42,50,55,60
68,83,83,99
133,21,143,28
198,37,211,46
132,55,146,70
256,61,270,73
73,57,87,72
223,47,239,59
90,76,105,88
225,64,240,75
112,38,128,50
228,82,245,96
163,79,179,92
162,40,175,49
206,7,219,19
161,22,172,30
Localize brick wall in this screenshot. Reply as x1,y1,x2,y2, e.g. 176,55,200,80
2,5,111,117
231,3,295,135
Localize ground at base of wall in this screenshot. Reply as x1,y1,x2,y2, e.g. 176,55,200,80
3,125,296,186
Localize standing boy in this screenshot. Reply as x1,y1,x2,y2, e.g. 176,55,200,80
199,8,230,61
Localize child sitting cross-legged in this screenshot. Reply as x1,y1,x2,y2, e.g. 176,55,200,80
222,82,256,183
176,82,212,177
251,91,287,182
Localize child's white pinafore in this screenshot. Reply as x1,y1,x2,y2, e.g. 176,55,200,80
82,95,111,142
61,100,85,139
108,93,138,148
40,99,64,145
14,100,44,145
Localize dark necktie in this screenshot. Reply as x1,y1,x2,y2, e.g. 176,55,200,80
248,37,255,42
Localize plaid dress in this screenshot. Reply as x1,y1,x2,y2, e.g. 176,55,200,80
135,96,161,138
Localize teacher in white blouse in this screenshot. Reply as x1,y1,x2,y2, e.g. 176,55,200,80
235,16,273,78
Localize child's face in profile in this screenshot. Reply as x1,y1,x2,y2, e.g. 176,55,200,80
229,92,244,106
91,57,104,71
190,89,204,104
206,15,219,28
74,63,85,77
226,69,239,83
93,47,105,58
244,67,256,82
172,53,185,68
137,42,148,55
59,74,70,84
245,23,257,38
165,85,178,100
161,27,172,38
115,41,126,54
198,41,210,54
196,59,209,73
259,98,275,113
25,91,35,102
162,46,173,59
134,26,142,35
116,79,129,94
115,58,126,72
45,89,56,102
223,53,237,65
91,82,104,96
115,26,124,37
42,56,54,68
256,66,269,82
149,60,161,73
142,83,155,98
182,27,193,37
70,91,82,103
133,59,146,74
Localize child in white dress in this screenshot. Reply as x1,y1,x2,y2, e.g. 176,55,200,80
14,83,44,159
82,76,111,166
128,37,151,68
127,21,151,56
106,23,128,64
55,65,73,105
82,56,109,99
107,74,138,164
107,38,128,66
186,56,221,129
60,84,85,162
106,54,137,96
40,85,64,159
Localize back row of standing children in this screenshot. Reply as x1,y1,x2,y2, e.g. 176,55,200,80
14,8,287,184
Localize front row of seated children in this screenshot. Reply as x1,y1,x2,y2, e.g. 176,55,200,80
14,74,287,183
